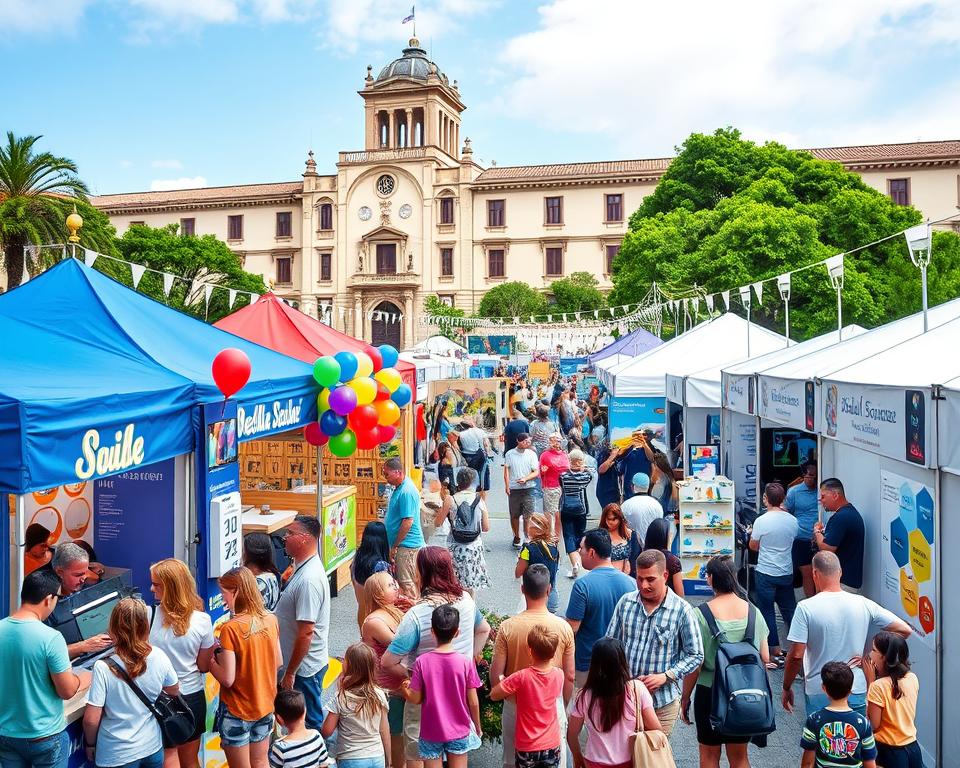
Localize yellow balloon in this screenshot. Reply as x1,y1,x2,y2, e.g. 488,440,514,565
317,388,331,412
354,352,374,379
348,376,378,406
374,367,402,393
375,399,401,426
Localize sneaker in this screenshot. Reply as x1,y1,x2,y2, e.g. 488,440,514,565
566,566,580,579
512,537,522,550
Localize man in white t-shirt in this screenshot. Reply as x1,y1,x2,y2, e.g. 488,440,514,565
619,473,663,542
782,551,911,717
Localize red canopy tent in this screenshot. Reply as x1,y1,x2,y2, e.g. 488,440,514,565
215,294,416,391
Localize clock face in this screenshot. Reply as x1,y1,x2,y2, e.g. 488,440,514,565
399,204,412,219
376,174,395,196
358,206,372,221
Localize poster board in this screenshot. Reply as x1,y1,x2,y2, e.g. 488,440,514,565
880,469,936,648
467,334,516,355
528,362,550,379
607,397,666,449
688,444,721,479
427,378,509,439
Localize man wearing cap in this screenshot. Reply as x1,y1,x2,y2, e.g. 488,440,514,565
504,433,540,549
620,473,663,543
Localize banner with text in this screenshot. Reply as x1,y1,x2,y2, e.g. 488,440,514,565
608,397,666,448
757,375,816,432
722,371,754,415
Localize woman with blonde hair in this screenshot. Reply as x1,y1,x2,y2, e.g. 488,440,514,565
83,598,179,768
515,512,561,613
361,573,410,768
322,643,390,768
149,559,216,768
209,567,281,768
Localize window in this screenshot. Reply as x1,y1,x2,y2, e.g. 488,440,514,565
276,256,292,285
227,215,243,240
376,243,397,274
180,218,195,236
605,194,623,222
605,244,620,274
276,211,292,238
319,204,333,231
440,197,455,224
320,252,332,282
488,249,505,278
440,247,454,277
889,178,910,206
545,247,563,276
545,196,563,225
487,199,505,227
130,221,145,227
377,175,395,196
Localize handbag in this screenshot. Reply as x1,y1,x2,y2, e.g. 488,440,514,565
630,680,676,768
106,657,196,747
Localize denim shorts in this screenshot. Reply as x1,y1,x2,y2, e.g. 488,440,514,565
338,758,386,768
218,708,274,747
418,730,481,759
0,731,70,768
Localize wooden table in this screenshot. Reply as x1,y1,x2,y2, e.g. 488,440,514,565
241,507,297,534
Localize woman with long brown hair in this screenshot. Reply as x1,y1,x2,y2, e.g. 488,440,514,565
83,598,180,768
601,503,642,577
322,643,391,768
149,559,216,768
209,567,281,768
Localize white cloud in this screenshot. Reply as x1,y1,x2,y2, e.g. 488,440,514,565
494,0,960,156
126,0,240,24
150,175,207,190
0,0,92,34
150,159,183,169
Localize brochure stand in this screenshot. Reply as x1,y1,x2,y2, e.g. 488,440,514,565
677,476,736,596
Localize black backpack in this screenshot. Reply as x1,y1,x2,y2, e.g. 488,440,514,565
698,603,776,738
451,495,482,544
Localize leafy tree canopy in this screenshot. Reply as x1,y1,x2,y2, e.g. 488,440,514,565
477,280,548,319
104,223,266,323
423,294,466,342
549,271,607,314
611,127,960,339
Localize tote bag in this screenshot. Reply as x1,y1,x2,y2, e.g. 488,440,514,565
630,681,676,768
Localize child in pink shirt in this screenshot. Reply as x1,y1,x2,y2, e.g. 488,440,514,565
490,625,565,768
401,605,482,768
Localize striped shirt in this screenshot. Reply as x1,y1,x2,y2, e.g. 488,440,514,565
605,589,704,709
559,470,593,514
269,731,329,768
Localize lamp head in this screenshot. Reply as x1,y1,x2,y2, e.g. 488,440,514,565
904,223,932,268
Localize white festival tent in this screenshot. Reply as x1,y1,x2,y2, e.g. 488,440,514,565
601,313,786,397
399,351,466,401
408,335,467,356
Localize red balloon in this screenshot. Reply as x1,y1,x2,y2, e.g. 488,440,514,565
377,425,397,444
366,345,384,373
304,422,329,447
355,429,381,451
375,382,392,401
348,404,379,433
212,348,251,398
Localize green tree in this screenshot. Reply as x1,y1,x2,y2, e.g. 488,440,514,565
0,132,113,289
610,127,945,339
111,223,266,322
477,280,548,319
549,271,607,314
423,294,466,343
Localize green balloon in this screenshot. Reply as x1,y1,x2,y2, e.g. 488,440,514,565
313,356,341,388
328,428,357,457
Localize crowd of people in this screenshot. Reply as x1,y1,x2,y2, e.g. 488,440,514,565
0,372,927,768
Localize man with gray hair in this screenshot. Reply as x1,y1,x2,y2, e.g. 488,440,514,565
783,551,911,717
42,543,112,658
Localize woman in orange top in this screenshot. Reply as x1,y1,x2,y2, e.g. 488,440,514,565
210,566,282,768
23,524,53,575
867,631,922,768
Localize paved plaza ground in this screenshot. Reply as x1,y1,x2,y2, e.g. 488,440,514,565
327,461,804,767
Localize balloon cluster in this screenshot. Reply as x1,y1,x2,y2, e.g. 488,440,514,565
302,344,412,457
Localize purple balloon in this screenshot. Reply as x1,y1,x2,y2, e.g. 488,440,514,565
320,409,347,437
329,385,358,416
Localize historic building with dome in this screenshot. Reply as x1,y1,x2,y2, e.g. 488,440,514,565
92,39,960,348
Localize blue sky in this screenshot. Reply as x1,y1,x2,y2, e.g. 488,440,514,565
2,0,959,195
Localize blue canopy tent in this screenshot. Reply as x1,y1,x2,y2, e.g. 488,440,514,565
588,325,661,365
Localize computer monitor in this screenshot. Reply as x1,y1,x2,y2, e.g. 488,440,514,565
74,593,120,641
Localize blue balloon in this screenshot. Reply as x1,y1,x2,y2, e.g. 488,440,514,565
320,409,347,437
378,344,399,369
391,382,413,408
335,351,358,382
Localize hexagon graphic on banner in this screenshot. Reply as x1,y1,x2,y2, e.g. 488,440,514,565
890,516,910,568
898,483,917,530
918,596,935,634
909,529,932,583
916,486,934,544
899,568,919,617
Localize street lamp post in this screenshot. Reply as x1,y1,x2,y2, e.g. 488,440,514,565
904,223,933,332
778,273,791,345
825,254,844,340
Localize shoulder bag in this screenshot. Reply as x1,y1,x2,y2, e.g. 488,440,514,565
105,657,196,747
630,680,676,768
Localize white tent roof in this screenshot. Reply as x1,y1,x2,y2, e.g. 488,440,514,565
602,313,786,398
399,351,466,401
407,335,467,356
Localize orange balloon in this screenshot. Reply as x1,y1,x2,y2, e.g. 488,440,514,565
375,399,401,426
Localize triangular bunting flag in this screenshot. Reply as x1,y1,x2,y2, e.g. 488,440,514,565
594,310,599,319
83,248,98,268
513,316,520,324
204,284,214,306
162,273,175,298
738,286,752,309
705,294,715,313
752,281,763,305
130,263,146,289
229,289,237,307
722,290,731,311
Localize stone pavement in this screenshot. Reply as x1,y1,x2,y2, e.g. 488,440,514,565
327,460,805,767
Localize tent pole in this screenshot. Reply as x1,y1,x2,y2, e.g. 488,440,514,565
14,494,25,611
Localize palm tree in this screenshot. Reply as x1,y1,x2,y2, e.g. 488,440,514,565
0,132,89,289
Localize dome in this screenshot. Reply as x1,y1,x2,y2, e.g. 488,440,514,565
375,38,448,85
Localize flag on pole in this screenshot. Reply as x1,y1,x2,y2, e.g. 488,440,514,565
402,5,415,23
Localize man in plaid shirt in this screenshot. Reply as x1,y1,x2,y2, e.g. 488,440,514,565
605,549,703,735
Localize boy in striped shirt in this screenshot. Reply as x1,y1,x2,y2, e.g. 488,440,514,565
271,690,330,768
